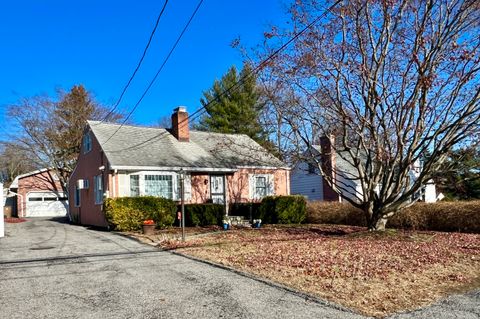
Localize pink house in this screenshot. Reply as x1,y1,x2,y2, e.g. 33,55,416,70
68,107,290,227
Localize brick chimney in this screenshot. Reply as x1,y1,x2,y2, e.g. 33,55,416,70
320,135,339,201
171,107,189,142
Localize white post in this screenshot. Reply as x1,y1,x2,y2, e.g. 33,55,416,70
0,182,4,238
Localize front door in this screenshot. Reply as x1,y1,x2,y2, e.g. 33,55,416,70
210,175,225,204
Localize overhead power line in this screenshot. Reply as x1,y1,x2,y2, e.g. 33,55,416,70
104,0,341,153
99,0,170,123
103,0,205,144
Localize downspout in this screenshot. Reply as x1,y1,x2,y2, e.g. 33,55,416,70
112,169,117,197
8,190,24,218
286,169,291,195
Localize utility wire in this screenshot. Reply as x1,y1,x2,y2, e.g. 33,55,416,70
103,0,205,144
104,0,340,152
99,0,170,123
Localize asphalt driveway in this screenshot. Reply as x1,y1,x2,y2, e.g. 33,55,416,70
0,218,363,319
1,219,478,319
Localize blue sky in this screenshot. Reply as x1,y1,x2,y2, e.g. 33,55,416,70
0,0,289,127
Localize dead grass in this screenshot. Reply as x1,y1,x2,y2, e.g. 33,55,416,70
155,225,480,317
125,225,222,244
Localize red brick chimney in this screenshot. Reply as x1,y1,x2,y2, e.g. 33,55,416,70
320,135,339,201
171,107,189,142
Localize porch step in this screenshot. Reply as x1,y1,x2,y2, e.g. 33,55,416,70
225,216,251,227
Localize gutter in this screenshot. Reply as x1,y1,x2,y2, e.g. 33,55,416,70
109,166,238,173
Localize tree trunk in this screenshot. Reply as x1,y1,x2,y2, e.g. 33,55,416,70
365,204,388,231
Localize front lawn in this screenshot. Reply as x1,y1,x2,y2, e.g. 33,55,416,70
157,225,480,317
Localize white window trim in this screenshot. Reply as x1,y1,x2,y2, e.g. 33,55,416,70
249,174,275,200
83,133,92,154
126,171,191,201
94,175,103,205
74,185,81,207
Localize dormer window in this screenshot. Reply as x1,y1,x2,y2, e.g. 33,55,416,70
83,133,92,154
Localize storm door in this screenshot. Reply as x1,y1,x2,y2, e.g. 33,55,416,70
210,175,225,204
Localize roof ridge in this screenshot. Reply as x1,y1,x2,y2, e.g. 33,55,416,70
190,130,249,137
88,120,169,132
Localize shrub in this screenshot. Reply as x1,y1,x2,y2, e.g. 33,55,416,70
258,195,307,224
306,201,365,226
104,196,176,231
182,204,224,226
389,201,480,233
306,200,480,233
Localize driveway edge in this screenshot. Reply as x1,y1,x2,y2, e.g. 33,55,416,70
168,249,368,318
114,231,366,317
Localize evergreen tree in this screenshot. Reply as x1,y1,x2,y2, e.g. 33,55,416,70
197,63,268,145
434,146,480,200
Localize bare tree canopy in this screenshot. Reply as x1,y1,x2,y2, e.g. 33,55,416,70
5,85,123,193
0,142,38,186
257,0,480,230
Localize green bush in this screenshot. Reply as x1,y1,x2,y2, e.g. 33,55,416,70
104,196,176,231
258,195,307,224
182,204,224,226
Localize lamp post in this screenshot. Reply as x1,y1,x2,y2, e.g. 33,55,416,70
179,169,185,242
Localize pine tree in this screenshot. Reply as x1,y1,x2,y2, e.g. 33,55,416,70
197,63,268,145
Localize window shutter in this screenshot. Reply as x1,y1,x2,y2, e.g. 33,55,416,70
249,174,255,200
267,174,275,195
184,174,192,200
175,174,191,201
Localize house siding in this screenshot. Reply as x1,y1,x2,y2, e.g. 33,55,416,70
290,162,324,201
227,168,289,203
68,130,109,227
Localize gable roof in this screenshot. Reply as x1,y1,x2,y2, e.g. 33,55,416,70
297,146,360,182
87,121,288,171
9,168,53,189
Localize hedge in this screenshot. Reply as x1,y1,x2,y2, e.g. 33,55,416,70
306,200,480,233
104,196,176,231
181,204,224,226
258,195,307,224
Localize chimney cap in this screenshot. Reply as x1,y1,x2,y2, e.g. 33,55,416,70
173,106,187,113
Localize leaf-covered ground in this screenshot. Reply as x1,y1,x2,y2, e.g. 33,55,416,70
155,225,480,317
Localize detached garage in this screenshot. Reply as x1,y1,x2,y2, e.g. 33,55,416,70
26,192,68,217
10,169,68,218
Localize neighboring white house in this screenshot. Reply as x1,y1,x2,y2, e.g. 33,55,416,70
291,137,438,203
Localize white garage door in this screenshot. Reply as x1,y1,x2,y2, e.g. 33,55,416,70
26,192,68,217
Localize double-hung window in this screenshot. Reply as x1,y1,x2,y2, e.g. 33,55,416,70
255,176,267,198
83,133,92,154
94,175,103,204
250,174,274,199
144,175,173,199
130,175,140,197
74,185,81,207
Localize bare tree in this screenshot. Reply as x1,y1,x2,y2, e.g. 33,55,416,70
0,142,38,186
258,0,480,230
6,85,123,194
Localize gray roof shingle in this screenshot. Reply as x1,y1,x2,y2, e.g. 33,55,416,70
88,121,287,171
